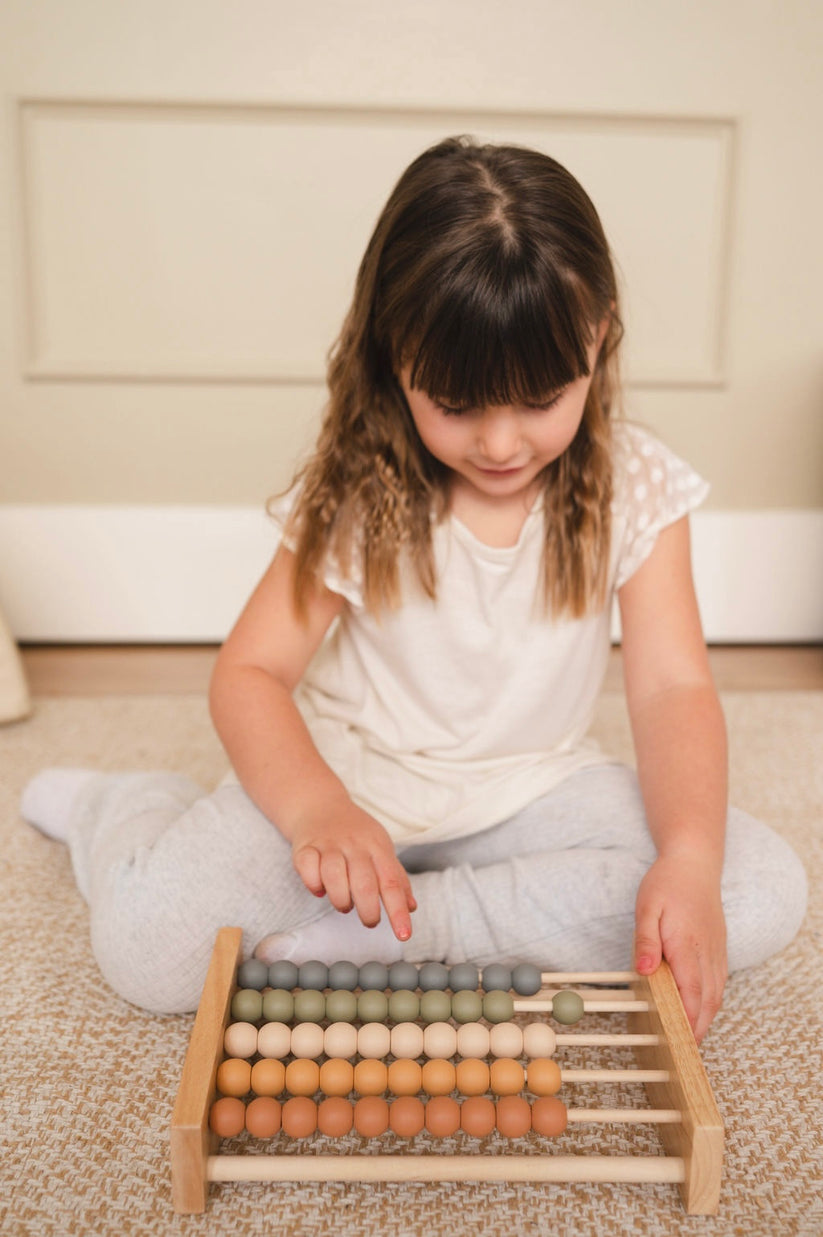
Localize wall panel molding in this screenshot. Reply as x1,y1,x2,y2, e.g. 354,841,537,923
1,505,820,643
17,98,736,388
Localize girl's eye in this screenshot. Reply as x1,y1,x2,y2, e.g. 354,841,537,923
524,390,565,412
434,401,473,417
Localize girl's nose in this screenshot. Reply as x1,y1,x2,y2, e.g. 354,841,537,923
478,409,521,462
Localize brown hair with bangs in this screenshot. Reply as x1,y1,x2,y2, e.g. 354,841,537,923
284,135,623,617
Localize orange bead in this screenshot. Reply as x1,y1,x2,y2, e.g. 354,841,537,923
353,1095,390,1137
455,1058,490,1096
245,1096,282,1138
489,1058,525,1096
281,1096,317,1138
209,1095,246,1138
526,1058,562,1097
317,1096,354,1137
389,1096,426,1137
425,1095,460,1137
250,1058,286,1097
496,1095,531,1138
285,1058,320,1097
421,1058,456,1096
319,1058,354,1097
387,1058,423,1096
460,1096,496,1137
353,1058,388,1096
216,1057,252,1098
531,1096,568,1137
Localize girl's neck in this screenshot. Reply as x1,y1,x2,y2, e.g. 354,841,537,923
447,475,542,547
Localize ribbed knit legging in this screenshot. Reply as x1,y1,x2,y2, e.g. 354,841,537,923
50,763,806,1013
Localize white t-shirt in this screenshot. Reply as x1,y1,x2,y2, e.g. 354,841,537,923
264,422,708,846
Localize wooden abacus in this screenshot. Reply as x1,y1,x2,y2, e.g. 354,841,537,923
170,927,723,1215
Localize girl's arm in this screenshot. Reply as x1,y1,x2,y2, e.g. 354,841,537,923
618,515,728,1043
209,546,416,942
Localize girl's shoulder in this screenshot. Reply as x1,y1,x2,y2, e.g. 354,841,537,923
268,482,366,608
610,420,709,589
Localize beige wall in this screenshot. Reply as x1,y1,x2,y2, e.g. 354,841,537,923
1,0,821,514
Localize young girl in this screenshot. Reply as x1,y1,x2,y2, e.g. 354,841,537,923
22,137,806,1042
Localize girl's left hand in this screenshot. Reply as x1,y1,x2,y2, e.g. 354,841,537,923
633,853,728,1044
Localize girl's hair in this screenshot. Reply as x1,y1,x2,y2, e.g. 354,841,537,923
284,135,623,617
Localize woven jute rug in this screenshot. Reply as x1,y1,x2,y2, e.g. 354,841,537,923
1,690,821,1236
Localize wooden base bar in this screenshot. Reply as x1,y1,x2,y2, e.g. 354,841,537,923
170,928,723,1216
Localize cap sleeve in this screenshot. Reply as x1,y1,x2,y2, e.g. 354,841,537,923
268,486,365,608
612,423,709,590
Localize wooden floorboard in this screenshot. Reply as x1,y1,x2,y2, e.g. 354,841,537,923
19,643,823,697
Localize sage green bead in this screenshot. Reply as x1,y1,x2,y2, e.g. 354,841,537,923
388,989,420,1023
325,989,359,1023
451,990,483,1024
261,988,293,1023
419,989,452,1024
482,990,515,1024
293,988,327,1023
552,989,585,1025
231,987,264,1022
357,989,389,1023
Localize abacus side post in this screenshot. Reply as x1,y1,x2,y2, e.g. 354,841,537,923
170,926,243,1213
632,961,724,1216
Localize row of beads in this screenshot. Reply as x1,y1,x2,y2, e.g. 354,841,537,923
211,1093,569,1140
231,986,521,1026
217,1054,563,1100
239,958,543,996
226,1017,557,1061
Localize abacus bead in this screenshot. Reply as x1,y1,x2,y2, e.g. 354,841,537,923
391,1021,425,1059
423,1021,458,1060
552,989,585,1025
425,1096,460,1137
388,989,420,1023
245,1095,281,1138
353,1095,390,1137
328,960,359,991
317,1096,354,1136
527,1058,562,1097
455,1058,490,1096
319,1058,354,1097
448,963,479,992
531,1096,568,1137
290,1022,325,1059
489,1022,523,1058
281,1096,317,1138
298,960,329,991
451,990,483,1024
217,1058,252,1097
209,1096,246,1138
224,1021,258,1058
482,990,515,1024
324,1021,358,1059
359,961,389,991
456,1022,490,1058
285,1058,320,1097
357,1022,391,1059
421,1058,456,1096
251,1058,286,1097
293,989,326,1023
267,960,299,990
325,989,358,1023
496,1095,531,1138
511,962,542,996
354,1058,388,1096
357,989,389,1023
262,988,294,1023
419,962,450,991
237,957,269,990
419,990,452,1023
390,1095,425,1137
232,988,263,1022
387,1058,423,1096
522,1023,557,1057
388,961,419,991
461,1096,496,1137
481,964,512,992
490,1058,525,1095
257,1022,291,1059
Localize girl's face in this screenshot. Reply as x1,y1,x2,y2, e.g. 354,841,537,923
399,335,603,509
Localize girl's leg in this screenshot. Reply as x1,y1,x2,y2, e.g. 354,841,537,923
22,771,324,1013
400,764,808,974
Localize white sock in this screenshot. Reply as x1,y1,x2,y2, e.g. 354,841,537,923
254,905,406,968
20,768,99,843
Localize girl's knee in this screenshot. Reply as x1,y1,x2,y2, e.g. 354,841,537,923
724,813,808,972
90,905,218,1013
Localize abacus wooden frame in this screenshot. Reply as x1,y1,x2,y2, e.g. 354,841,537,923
170,926,723,1215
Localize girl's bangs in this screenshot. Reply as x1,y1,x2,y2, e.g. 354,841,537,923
404,264,596,410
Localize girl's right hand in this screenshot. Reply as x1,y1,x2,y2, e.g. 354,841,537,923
290,800,417,943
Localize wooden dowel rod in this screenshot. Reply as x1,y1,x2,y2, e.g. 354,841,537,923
513,999,649,1013
540,971,639,983
207,1153,686,1186
555,1034,660,1047
567,1108,681,1125
560,1068,669,1083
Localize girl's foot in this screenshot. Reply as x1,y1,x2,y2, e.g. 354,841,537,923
20,768,98,843
254,904,405,968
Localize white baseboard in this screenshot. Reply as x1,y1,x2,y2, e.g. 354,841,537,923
1,505,821,643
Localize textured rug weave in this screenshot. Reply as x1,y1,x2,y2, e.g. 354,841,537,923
1,690,821,1237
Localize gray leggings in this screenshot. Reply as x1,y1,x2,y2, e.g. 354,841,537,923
63,764,807,1013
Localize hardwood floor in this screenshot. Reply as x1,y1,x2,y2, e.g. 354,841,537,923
19,643,823,696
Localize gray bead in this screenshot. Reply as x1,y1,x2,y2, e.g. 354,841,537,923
298,960,329,991
481,964,512,993
448,963,479,992
267,960,299,990
419,962,450,991
358,961,389,991
237,958,269,990
387,961,419,991
511,963,542,996
328,960,360,991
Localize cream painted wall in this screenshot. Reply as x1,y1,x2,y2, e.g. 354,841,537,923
0,0,821,639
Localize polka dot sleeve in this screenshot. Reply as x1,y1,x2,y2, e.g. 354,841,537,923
612,422,709,590
268,486,365,607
